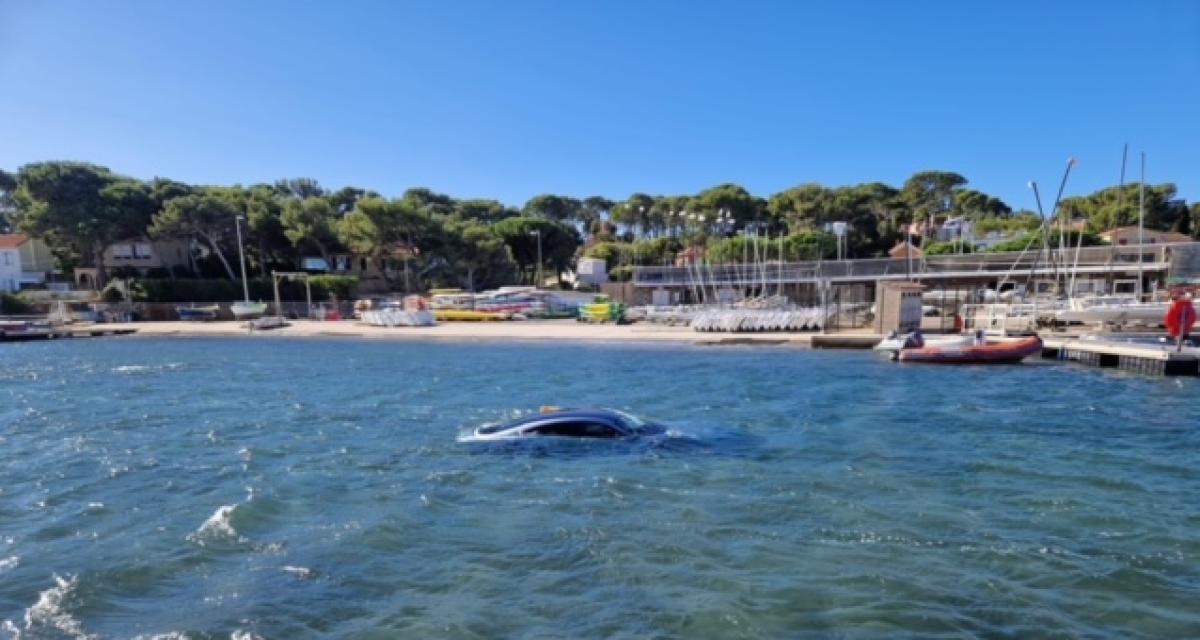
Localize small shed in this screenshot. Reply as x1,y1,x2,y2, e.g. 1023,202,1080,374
874,281,926,334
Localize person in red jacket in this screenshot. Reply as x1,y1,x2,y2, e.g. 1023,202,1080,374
1164,291,1196,353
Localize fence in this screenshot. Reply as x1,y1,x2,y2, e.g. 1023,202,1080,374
822,283,875,331
82,301,358,322
632,243,1181,286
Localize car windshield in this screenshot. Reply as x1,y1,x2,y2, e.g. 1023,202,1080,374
610,409,647,432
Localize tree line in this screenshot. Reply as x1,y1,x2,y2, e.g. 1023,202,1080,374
1,162,1196,291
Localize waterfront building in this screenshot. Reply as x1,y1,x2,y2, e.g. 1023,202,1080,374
0,233,55,293
1100,227,1191,246
629,241,1200,307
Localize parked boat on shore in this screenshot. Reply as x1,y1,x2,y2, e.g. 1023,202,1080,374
0,318,55,340
229,215,267,320
360,296,437,327
231,300,268,319
435,309,508,322
245,315,288,330
176,305,219,321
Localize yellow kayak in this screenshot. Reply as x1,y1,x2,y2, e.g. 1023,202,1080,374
434,309,508,322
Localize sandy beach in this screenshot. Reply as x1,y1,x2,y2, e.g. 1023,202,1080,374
101,319,880,346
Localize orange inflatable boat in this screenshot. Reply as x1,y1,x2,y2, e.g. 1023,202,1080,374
898,335,1043,364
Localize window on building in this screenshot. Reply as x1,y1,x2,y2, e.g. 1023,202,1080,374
135,243,153,259
2,252,12,266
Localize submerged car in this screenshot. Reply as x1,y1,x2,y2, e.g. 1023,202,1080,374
466,407,666,441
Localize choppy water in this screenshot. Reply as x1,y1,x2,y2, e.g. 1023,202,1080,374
2,336,1198,639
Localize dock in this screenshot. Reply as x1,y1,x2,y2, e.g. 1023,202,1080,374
810,334,881,349
1042,337,1199,376
0,322,138,342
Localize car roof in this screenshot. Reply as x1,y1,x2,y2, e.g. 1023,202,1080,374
479,408,630,434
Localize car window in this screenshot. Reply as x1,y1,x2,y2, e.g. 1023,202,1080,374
529,420,618,438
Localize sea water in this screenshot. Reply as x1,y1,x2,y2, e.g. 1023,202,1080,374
1,337,1198,639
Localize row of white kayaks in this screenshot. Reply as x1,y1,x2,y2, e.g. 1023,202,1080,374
359,308,437,327
691,309,826,332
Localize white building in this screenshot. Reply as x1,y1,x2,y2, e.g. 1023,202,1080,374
937,217,975,243
0,234,55,293
575,257,608,286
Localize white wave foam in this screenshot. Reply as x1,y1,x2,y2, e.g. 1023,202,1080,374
132,633,192,640
230,631,263,640
4,574,95,640
113,365,151,374
281,565,312,579
188,504,239,544
0,556,18,572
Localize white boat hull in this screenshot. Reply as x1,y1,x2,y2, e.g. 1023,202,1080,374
245,316,288,330
231,301,269,319
1053,303,1167,325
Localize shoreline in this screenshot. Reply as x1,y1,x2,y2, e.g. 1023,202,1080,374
98,319,882,347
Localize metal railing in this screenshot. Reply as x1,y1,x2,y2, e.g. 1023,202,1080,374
633,242,1186,286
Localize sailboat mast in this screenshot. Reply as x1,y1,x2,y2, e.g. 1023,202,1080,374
1137,152,1146,301
1048,158,1076,295
776,234,783,299
235,215,250,303
1029,180,1047,299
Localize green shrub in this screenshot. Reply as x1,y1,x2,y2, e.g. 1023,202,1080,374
582,242,626,270
134,279,233,302
923,241,973,256
130,276,359,302
984,230,1105,253
1,293,35,314
100,284,125,303
609,266,634,282
307,275,358,300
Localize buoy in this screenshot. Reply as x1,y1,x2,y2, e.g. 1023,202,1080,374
1164,297,1196,337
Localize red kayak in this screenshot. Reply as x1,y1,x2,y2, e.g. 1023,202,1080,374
898,335,1043,364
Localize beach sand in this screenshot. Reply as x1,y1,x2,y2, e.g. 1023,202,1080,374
102,319,878,346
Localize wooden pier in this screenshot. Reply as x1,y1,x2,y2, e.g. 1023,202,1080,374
0,324,138,342
1042,337,1199,376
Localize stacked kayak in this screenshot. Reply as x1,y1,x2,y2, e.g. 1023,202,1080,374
898,335,1043,364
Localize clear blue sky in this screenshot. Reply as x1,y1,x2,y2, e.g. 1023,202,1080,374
1,0,1197,211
